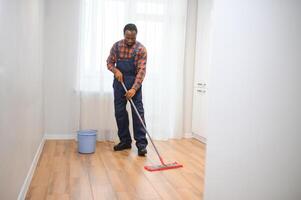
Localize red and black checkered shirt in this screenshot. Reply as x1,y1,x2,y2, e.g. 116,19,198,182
107,39,147,90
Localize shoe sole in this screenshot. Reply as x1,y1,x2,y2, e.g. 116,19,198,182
138,151,147,156
113,147,131,151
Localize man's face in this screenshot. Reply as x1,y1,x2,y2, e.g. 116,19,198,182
124,30,137,46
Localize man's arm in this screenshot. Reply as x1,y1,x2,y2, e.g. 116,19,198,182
132,47,147,91
107,43,123,82
106,43,117,73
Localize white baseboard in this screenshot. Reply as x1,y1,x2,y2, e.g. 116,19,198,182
17,136,45,200
192,133,207,144
44,133,116,142
45,133,75,140
184,132,193,138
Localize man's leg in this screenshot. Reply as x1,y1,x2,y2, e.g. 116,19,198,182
131,88,148,152
114,82,132,146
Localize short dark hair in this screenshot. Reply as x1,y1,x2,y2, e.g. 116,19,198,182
123,23,138,34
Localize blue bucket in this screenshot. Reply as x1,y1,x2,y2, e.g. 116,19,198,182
77,129,97,154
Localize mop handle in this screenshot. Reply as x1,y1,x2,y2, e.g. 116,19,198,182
121,82,165,165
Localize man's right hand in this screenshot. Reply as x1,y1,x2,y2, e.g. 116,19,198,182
114,68,123,82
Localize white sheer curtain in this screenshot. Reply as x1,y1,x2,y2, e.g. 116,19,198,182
76,0,187,140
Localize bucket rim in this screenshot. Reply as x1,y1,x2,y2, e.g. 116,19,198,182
77,129,97,136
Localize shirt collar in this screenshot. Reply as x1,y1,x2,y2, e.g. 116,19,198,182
122,39,137,48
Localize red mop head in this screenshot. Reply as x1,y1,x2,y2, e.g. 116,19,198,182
144,162,183,172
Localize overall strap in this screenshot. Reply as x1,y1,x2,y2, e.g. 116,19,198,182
131,44,139,59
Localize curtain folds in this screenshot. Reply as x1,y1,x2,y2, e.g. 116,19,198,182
75,0,188,140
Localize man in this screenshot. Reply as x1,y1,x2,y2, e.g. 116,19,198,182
107,24,148,156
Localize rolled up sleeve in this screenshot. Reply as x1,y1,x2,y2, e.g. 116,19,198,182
106,43,117,73
132,47,147,90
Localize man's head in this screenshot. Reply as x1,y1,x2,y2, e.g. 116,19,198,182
123,23,137,46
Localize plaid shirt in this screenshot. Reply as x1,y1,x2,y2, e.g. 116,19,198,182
107,39,147,90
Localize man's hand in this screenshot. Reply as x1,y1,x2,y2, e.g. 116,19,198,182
125,88,136,100
114,68,123,82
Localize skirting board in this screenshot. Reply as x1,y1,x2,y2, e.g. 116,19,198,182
45,133,75,140
192,133,207,144
44,133,117,142
184,132,193,138
17,136,45,200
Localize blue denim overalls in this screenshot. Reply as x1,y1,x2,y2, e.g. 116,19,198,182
113,44,148,149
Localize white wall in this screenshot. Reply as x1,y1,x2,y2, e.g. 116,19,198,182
204,0,301,200
44,0,80,137
0,0,45,199
44,0,198,138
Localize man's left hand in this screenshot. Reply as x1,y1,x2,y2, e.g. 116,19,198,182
125,88,136,99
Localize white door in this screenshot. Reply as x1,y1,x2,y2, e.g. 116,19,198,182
191,0,213,143
192,84,208,142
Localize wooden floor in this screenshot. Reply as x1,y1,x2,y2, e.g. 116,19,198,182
26,139,205,200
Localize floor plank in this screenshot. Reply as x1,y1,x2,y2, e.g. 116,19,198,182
26,139,206,200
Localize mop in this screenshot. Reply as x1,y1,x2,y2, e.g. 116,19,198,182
121,82,183,172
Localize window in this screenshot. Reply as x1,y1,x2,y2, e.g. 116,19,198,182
79,0,167,92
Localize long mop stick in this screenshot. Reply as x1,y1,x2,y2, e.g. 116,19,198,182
121,82,183,172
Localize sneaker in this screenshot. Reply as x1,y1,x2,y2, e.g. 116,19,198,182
138,148,147,156
113,142,131,151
